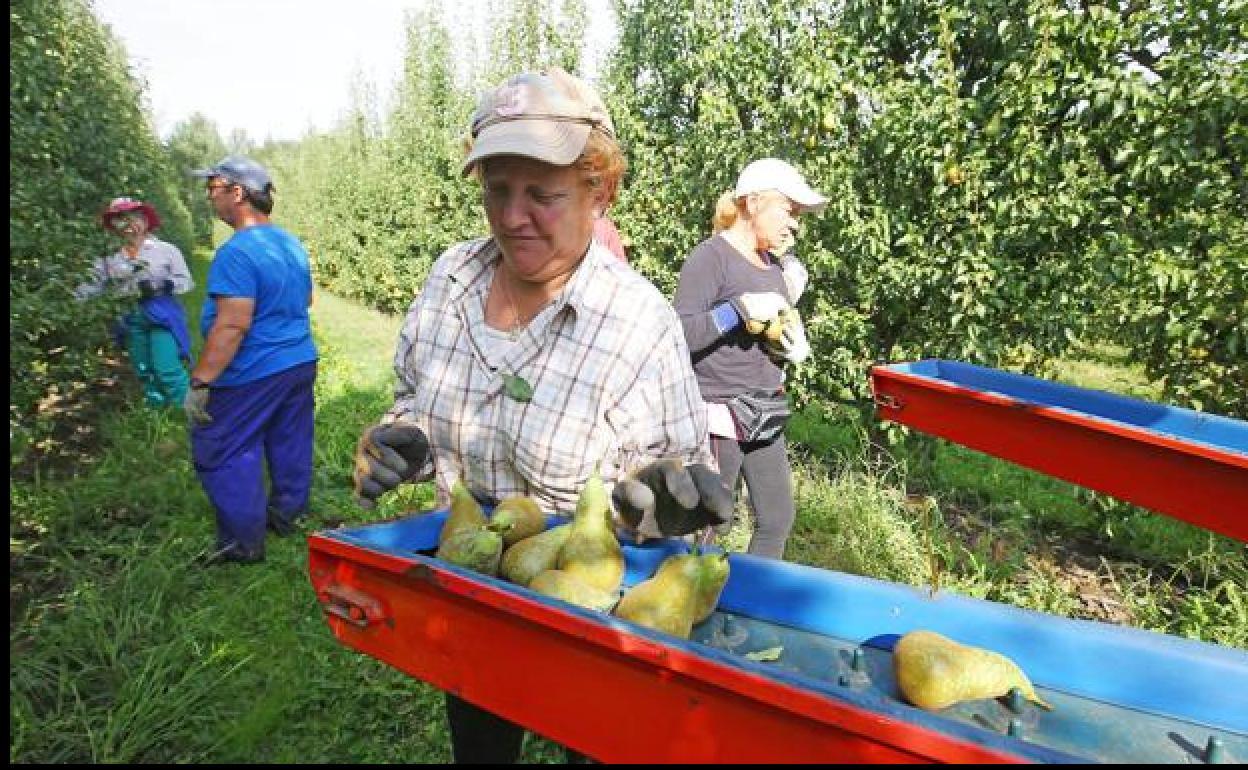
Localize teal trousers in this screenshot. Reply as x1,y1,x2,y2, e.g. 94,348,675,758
125,312,190,407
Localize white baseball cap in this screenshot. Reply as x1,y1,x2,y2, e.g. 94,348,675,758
734,158,827,212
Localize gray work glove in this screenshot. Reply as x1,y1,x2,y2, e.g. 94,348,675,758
183,387,213,425
612,458,734,543
352,422,430,510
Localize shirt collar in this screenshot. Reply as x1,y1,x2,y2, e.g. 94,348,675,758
444,236,605,321
117,236,158,255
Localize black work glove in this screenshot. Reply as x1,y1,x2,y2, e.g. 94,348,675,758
138,279,175,299
352,422,430,509
612,458,734,543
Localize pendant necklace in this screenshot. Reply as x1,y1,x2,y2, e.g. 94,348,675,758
498,270,523,341
495,270,533,403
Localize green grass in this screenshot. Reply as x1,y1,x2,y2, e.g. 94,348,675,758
8,248,581,763
9,249,1246,762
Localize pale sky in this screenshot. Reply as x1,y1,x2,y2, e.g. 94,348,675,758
91,0,617,143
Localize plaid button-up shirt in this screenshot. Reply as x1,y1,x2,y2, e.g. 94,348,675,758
386,237,712,514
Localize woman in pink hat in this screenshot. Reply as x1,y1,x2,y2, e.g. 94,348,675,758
74,196,195,409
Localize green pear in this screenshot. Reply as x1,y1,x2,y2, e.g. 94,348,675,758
648,548,731,625
557,469,624,593
613,553,702,639
436,522,507,576
691,550,731,624
894,630,1053,711
574,464,612,524
491,495,546,546
529,569,619,612
440,481,486,545
499,524,572,587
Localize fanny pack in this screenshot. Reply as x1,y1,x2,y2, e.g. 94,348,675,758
726,389,791,443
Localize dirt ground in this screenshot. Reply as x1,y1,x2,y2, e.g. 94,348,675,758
941,502,1147,626
13,355,136,481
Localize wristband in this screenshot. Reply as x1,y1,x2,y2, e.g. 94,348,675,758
710,302,741,335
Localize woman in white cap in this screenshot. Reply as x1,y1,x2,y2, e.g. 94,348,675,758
349,67,735,763
74,196,195,409
672,158,827,560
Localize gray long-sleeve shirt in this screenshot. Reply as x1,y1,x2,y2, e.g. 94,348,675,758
672,234,790,403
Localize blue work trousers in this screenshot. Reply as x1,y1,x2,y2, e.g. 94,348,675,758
191,361,317,555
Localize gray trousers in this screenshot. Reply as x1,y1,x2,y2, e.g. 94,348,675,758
711,434,796,559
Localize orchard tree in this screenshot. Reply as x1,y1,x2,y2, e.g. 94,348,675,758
166,113,227,246
10,0,193,463
1080,0,1247,417
487,0,587,79
607,0,1245,423
267,0,595,314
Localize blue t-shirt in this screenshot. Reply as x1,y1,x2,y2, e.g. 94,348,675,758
202,224,318,386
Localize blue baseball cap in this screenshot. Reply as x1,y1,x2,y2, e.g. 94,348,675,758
191,155,274,195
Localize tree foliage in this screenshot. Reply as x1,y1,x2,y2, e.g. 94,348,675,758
606,0,1245,418
10,0,194,460
11,0,1243,467
165,113,228,247
266,0,1244,417
266,0,587,313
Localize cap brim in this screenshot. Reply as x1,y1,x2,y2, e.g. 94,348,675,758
461,121,592,175
189,168,218,179
783,182,828,213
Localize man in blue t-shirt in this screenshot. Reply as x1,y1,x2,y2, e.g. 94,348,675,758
186,155,319,565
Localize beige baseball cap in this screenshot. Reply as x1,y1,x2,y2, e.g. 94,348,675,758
735,158,828,212
462,67,615,175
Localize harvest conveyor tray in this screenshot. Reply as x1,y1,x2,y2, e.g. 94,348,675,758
308,511,1248,763
868,359,1248,541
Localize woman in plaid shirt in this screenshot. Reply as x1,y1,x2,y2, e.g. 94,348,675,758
350,67,735,763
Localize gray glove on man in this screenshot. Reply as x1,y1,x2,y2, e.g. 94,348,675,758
183,386,212,425
612,458,734,543
353,422,430,509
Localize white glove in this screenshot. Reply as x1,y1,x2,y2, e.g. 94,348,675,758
731,292,792,334
764,307,812,365
778,253,809,303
